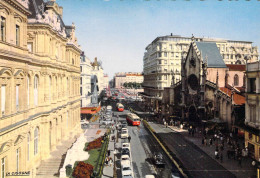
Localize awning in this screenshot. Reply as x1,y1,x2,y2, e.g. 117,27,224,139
81,106,101,114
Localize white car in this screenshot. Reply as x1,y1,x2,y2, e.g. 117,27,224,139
121,155,131,166
122,143,131,150
121,164,133,177
121,130,129,139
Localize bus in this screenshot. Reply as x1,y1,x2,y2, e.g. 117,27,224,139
116,103,124,112
126,113,141,126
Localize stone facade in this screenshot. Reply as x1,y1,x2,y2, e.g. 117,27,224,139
244,61,260,161
0,0,81,177
143,35,258,111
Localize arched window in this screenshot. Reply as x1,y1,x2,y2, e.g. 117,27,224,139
34,76,38,106
27,133,30,161
27,76,30,107
34,127,39,155
234,74,239,86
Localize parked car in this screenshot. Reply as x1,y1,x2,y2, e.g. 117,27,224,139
121,163,133,177
121,148,130,157
121,130,129,139
122,143,131,150
153,152,166,167
121,154,131,166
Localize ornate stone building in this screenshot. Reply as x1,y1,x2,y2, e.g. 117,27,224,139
143,34,258,112
0,0,81,177
242,61,260,161
162,38,245,130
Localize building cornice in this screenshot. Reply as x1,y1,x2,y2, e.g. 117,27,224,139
3,0,31,15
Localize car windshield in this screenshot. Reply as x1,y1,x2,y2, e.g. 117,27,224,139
123,167,131,171
122,157,129,160
122,131,127,134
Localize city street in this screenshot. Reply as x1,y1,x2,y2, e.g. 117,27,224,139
108,98,180,178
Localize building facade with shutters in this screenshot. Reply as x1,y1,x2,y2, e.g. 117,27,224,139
0,0,81,177
143,35,258,112
244,61,260,161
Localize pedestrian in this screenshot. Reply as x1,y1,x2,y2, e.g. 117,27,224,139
220,152,223,163
109,157,113,167
192,129,195,137
210,138,213,146
215,149,219,159
202,138,205,145
128,135,131,143
105,157,109,165
107,150,110,157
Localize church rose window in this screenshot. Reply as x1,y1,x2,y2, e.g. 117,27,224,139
188,74,198,90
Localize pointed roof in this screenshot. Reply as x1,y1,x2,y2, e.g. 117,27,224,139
195,42,227,68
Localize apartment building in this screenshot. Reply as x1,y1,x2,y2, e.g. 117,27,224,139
0,0,81,177
80,52,92,107
244,61,260,161
143,34,258,109
114,72,144,88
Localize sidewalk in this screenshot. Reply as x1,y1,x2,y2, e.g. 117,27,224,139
102,130,116,178
167,125,256,178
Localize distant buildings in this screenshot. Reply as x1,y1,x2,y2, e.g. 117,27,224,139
152,37,246,131
114,72,144,88
143,34,258,112
0,0,81,176
80,55,108,117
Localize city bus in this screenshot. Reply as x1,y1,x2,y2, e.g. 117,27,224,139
116,103,124,112
126,113,141,126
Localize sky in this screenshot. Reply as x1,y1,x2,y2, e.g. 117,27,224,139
56,0,260,80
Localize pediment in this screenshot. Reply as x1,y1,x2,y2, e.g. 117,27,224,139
0,141,12,154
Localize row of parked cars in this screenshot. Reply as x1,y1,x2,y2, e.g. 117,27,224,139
120,125,134,178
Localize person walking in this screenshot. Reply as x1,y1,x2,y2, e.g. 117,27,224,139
107,150,110,157
128,135,131,143
220,152,223,163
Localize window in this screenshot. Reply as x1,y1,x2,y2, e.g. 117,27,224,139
16,25,20,46
27,77,30,106
16,85,19,111
27,133,30,161
16,148,19,172
34,76,38,106
231,55,233,59
158,60,162,64
80,66,82,72
249,78,256,93
80,77,82,84
49,76,52,102
171,52,174,57
169,44,172,50
1,85,5,115
249,133,253,140
164,52,167,57
27,43,33,52
234,74,239,86
158,52,162,57
164,69,167,72
1,17,6,41
164,75,167,80
249,105,256,123
80,87,82,95
72,58,74,65
1,157,5,178
164,60,167,64
34,127,39,155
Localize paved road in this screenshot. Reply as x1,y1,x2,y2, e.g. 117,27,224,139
109,99,181,178
149,123,236,178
